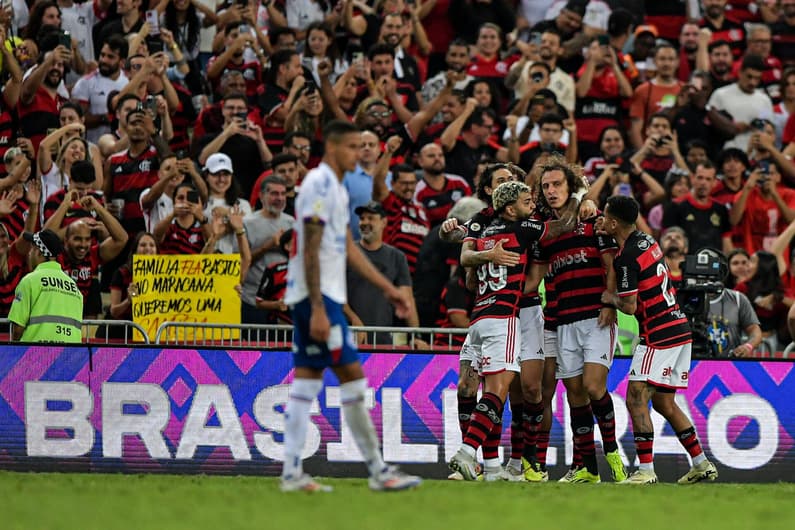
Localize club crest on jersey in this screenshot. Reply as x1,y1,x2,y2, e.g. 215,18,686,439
139,160,152,172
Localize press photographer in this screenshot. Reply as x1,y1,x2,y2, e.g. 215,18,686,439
677,248,762,357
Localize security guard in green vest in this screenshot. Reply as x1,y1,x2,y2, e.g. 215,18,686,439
9,229,83,343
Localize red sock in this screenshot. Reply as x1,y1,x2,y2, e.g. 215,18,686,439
591,392,618,454
462,392,503,452
676,427,704,458
522,400,544,461
535,429,550,469
635,432,654,464
483,421,503,462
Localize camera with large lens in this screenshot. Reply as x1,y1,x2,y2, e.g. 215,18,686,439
676,249,725,357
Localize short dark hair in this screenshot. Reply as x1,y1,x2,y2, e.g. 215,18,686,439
696,160,716,172
115,93,141,112
70,160,95,184
323,120,360,144
653,42,677,57
708,39,731,54
647,112,672,128
60,101,84,118
104,34,129,59
285,131,312,147
606,195,640,226
269,26,296,44
538,112,564,128
392,163,417,178
464,106,495,130
271,49,298,74
368,42,395,61
222,92,247,105
716,147,749,169
607,8,633,38
271,153,298,169
448,38,469,50
225,20,246,36
741,53,766,72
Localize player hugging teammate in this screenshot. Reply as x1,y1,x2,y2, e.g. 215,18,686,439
442,157,717,485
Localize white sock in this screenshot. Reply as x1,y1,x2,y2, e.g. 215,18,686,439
508,457,522,470
639,462,654,472
692,453,707,466
460,444,477,459
281,378,323,480
484,457,501,470
341,378,387,477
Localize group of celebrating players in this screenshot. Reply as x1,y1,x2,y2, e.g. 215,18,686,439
441,156,719,485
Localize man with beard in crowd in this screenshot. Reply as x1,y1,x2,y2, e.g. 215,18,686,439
772,0,795,68
72,35,129,144
415,143,472,227
660,226,689,288
708,40,736,90
508,29,575,114
379,12,422,99
19,35,71,152
677,23,703,83
421,40,473,116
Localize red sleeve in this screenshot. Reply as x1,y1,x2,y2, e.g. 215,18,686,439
783,112,795,145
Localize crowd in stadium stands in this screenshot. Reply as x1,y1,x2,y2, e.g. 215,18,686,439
3,0,795,353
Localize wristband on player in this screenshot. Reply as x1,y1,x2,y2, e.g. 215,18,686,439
743,342,754,352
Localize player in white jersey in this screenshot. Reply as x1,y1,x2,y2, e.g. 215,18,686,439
281,120,421,493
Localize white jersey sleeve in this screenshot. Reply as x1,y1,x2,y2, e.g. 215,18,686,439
285,163,350,305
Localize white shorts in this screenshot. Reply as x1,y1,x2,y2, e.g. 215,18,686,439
459,333,476,364
543,329,558,359
629,342,692,389
469,317,521,375
556,318,617,379
519,306,544,362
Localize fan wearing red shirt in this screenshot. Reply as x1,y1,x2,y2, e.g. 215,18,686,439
373,163,430,276
729,161,795,255
206,22,263,102
19,43,70,153
575,39,634,162
466,23,519,81
415,143,472,226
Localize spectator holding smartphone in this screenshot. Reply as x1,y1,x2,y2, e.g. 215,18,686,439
154,182,211,255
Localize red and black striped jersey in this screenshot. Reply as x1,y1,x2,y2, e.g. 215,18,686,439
614,230,692,348
0,94,15,177
2,198,34,241
434,272,473,347
382,192,430,275
57,244,103,317
537,218,617,326
519,241,542,309
18,86,64,153
414,174,471,227
468,217,547,323
108,145,160,235
0,243,26,317
207,56,262,101
256,260,291,324
699,17,746,59
257,83,289,152
159,219,206,255
542,268,558,331
772,22,795,68
167,84,196,156
43,189,102,227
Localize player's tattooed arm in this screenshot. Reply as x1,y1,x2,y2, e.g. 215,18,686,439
439,217,467,242
460,239,521,267
601,290,637,315
542,198,578,240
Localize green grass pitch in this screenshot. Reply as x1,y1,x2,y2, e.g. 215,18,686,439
2,472,794,530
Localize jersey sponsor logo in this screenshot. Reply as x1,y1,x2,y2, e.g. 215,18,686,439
400,220,429,236
551,249,589,274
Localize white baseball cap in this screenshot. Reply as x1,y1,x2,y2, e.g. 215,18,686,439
204,153,234,174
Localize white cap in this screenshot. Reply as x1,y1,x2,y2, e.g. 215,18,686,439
204,153,234,174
